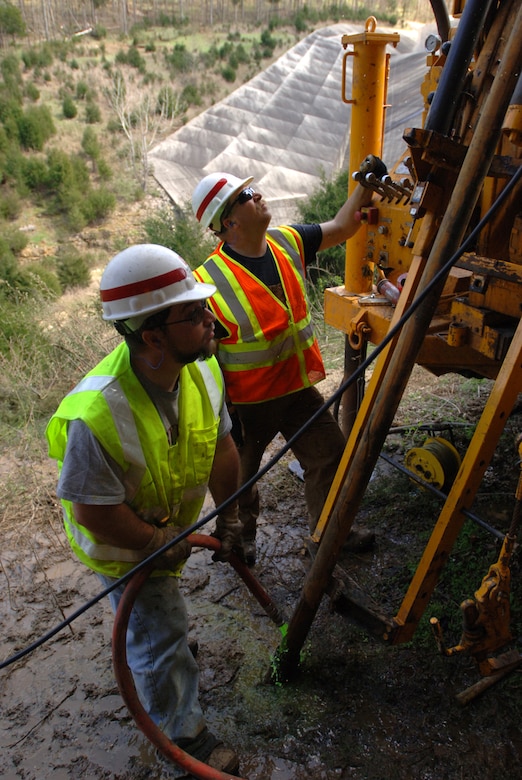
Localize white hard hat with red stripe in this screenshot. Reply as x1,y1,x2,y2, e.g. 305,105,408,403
100,244,216,330
192,171,254,229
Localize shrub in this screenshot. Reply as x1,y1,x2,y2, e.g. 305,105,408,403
144,206,216,269
85,100,101,123
75,80,89,100
24,81,40,101
21,263,61,297
221,65,236,83
298,168,349,282
0,92,23,132
91,25,107,40
260,28,277,56
127,45,145,71
3,224,28,254
62,94,78,118
97,158,112,180
17,104,55,150
80,187,115,224
20,156,48,190
81,126,100,162
1,54,22,92
180,83,201,108
21,44,53,70
0,189,21,220
165,43,193,73
56,251,91,290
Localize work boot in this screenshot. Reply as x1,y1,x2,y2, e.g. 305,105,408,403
206,744,240,775
343,526,375,553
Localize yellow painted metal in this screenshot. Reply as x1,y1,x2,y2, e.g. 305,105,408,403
392,317,522,643
340,17,399,294
276,4,522,680
404,437,461,491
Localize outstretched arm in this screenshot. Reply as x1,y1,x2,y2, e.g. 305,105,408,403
318,182,374,251
318,155,387,251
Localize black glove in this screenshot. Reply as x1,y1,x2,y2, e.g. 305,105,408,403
359,154,388,179
211,505,243,562
141,525,192,570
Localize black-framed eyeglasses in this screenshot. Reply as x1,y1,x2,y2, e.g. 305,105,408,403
162,300,208,328
221,187,255,224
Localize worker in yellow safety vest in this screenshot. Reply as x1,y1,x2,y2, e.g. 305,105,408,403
192,162,386,565
46,244,242,776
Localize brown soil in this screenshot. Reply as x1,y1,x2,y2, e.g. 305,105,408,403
2,365,522,780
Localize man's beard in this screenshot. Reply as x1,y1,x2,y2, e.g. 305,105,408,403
176,342,213,365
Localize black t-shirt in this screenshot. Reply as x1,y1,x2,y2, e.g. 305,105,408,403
211,223,322,338
222,223,322,286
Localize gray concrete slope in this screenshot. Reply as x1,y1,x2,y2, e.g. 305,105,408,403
150,22,434,225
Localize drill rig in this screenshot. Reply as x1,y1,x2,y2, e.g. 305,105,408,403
275,0,522,694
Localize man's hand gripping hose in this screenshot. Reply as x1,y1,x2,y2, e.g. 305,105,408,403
112,533,288,780
141,525,192,569
211,504,243,562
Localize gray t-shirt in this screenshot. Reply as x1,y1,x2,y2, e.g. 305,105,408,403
57,367,232,506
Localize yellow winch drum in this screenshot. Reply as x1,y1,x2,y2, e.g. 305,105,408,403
404,437,461,491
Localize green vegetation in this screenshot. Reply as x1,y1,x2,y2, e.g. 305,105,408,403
298,169,348,298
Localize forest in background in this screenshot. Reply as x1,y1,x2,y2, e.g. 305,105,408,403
7,0,435,41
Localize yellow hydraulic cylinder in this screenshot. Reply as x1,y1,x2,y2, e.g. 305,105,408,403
341,17,399,293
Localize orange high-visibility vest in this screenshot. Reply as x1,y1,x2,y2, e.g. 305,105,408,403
195,226,325,403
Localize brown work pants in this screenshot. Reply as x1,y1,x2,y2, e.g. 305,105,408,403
233,386,346,539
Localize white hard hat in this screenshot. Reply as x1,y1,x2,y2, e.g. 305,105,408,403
100,244,216,330
192,171,254,229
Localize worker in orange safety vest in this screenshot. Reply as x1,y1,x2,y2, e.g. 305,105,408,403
192,160,386,565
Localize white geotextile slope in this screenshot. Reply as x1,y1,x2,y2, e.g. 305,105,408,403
150,22,434,225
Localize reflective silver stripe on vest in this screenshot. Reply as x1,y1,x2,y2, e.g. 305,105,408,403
220,322,315,366
64,512,145,562
203,259,257,342
267,228,306,281
69,374,146,499
196,361,222,415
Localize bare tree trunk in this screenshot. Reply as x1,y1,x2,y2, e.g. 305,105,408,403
104,69,176,191
120,0,128,35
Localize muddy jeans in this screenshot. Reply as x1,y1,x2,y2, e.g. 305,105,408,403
97,572,216,761
234,385,346,537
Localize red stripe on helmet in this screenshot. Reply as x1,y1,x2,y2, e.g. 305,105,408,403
196,178,227,222
100,267,187,302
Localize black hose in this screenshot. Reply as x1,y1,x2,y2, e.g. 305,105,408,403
2,165,520,673
425,0,494,134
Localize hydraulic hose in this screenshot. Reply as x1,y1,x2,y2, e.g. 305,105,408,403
112,533,287,780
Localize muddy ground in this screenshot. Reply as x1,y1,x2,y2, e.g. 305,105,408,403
1,367,522,780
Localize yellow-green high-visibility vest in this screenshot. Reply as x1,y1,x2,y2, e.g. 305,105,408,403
46,342,224,578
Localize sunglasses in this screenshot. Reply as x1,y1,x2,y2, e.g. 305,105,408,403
162,301,208,328
221,187,255,225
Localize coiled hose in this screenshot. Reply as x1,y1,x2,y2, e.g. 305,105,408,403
112,533,287,780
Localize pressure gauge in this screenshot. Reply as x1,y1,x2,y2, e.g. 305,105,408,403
425,33,442,53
